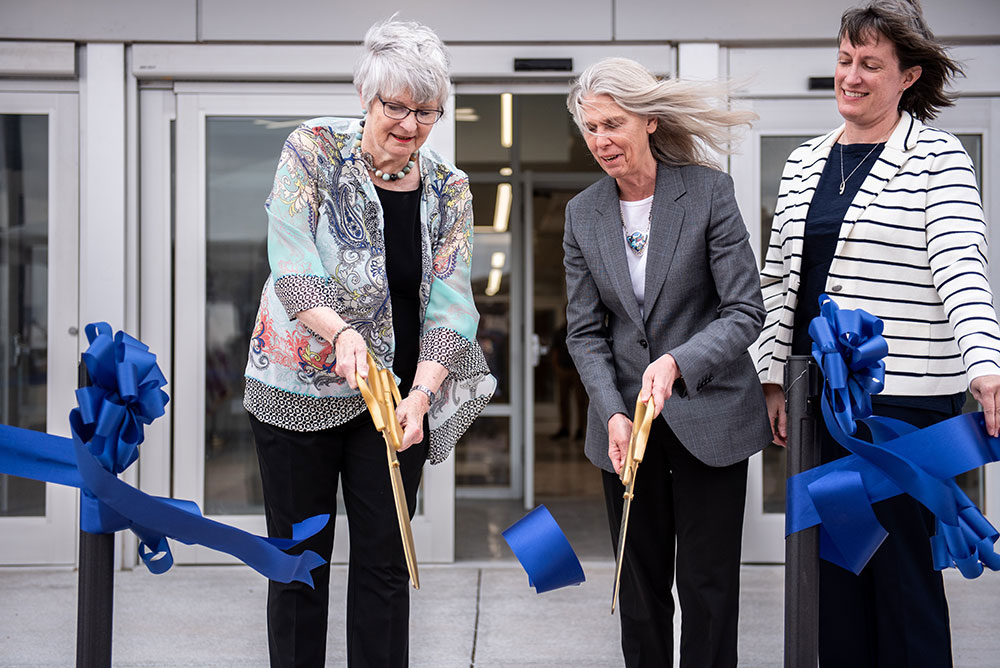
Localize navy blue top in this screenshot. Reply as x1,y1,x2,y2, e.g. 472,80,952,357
791,142,884,357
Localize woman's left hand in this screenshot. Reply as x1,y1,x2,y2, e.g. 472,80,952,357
970,374,1000,437
396,392,430,451
639,353,680,419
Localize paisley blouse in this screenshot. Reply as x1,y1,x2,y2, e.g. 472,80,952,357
243,117,496,464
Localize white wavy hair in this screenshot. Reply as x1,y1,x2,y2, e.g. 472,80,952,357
568,57,757,169
353,16,451,111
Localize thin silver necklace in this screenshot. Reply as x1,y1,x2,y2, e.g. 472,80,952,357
838,141,882,195
619,197,652,256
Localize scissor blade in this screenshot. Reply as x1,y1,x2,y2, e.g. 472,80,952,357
611,479,635,613
385,441,420,589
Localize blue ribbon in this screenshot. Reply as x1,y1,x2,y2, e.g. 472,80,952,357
502,505,586,593
0,322,325,586
786,295,1000,578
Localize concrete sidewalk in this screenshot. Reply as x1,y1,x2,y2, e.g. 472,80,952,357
1,563,997,667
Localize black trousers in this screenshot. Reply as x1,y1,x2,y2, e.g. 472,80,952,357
248,411,428,668
818,401,956,668
603,418,749,668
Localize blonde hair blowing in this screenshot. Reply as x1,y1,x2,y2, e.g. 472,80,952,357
354,16,451,110
568,57,757,169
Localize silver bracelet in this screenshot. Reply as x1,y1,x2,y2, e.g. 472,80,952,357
411,384,436,404
331,324,354,347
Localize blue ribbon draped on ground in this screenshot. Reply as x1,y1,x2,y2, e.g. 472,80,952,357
502,505,585,593
785,295,1000,578
0,322,325,586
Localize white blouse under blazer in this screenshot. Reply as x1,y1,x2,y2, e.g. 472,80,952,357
756,112,1000,395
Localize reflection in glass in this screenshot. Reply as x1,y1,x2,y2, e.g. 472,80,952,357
455,416,510,486
759,136,812,265
0,114,48,516
204,117,303,515
530,186,599,496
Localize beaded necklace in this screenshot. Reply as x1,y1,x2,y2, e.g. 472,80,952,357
352,120,417,182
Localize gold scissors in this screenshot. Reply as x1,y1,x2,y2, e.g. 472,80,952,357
355,352,420,590
611,394,655,613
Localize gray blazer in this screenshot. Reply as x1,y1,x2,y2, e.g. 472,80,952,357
563,162,771,472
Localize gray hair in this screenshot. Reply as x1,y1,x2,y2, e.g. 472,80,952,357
354,17,451,111
567,58,757,169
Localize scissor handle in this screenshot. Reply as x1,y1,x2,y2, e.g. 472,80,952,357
356,374,386,431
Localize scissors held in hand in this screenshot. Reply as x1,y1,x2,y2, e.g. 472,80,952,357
356,353,420,590
611,394,655,613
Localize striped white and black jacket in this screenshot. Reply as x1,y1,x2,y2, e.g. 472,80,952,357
756,112,1000,395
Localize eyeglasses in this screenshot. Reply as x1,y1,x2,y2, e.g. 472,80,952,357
378,95,444,125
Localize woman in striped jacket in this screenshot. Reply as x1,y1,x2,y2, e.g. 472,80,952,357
755,1,1000,666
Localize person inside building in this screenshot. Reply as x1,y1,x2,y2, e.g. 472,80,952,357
755,1,1000,666
242,17,495,668
563,57,772,668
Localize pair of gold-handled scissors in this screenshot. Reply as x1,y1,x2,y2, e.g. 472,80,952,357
355,352,420,590
611,394,656,613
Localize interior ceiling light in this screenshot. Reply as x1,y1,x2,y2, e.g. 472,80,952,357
500,93,513,148
493,183,512,232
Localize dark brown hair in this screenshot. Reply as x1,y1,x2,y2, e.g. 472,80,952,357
839,0,964,121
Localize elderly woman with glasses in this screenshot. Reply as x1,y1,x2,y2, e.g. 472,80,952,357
243,17,495,668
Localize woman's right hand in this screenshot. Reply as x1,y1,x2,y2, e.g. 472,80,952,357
608,413,633,475
763,383,787,446
333,328,369,389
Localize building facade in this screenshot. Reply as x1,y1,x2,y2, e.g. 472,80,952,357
1,0,998,567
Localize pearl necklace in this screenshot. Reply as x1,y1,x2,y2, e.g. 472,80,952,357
352,120,416,182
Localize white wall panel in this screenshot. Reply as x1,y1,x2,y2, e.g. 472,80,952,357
616,0,1000,42
0,0,197,42
0,42,75,78
132,43,674,82
730,45,1000,98
199,0,612,42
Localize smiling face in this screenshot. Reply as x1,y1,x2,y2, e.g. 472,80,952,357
579,94,657,184
361,90,437,165
835,33,922,140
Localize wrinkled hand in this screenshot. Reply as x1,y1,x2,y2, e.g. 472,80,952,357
608,413,633,475
333,328,369,390
396,392,430,451
970,374,1000,437
763,383,787,446
639,353,680,419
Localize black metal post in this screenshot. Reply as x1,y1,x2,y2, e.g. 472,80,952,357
76,360,114,668
783,355,821,668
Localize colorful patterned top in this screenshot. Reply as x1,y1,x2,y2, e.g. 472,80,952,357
244,117,496,464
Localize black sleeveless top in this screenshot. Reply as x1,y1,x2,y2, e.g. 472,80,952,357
375,183,423,394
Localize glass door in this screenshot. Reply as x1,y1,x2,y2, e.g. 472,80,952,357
0,91,80,565
732,97,999,563
453,92,603,508
167,85,458,564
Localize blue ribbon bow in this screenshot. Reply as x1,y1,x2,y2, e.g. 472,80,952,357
786,295,1000,578
0,322,325,586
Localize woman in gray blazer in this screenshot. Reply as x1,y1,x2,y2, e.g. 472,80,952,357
563,57,771,668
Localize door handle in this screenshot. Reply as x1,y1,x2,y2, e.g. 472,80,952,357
11,333,25,367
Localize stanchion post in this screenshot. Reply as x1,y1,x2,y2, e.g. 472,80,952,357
76,360,115,668
783,355,821,668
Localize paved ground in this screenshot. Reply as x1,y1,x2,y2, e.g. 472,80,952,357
2,562,998,667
